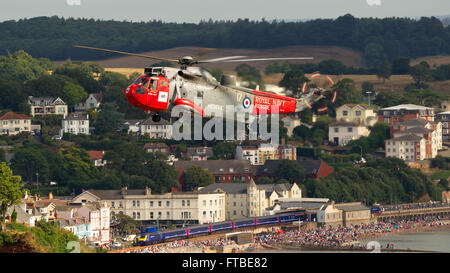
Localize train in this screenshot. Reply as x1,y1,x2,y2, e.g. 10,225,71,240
135,211,307,246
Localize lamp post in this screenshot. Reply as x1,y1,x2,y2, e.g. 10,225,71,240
366,91,372,106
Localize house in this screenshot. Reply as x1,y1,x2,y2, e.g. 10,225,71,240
256,158,334,180
378,104,434,126
335,104,378,127
385,134,427,161
61,112,90,135
0,112,32,135
75,93,102,111
316,201,343,228
56,217,91,241
174,160,255,186
74,202,110,245
5,203,44,227
143,142,170,155
435,111,450,142
87,150,107,167
335,202,372,227
185,146,214,160
123,119,145,134
199,180,302,220
328,121,370,146
139,117,172,139
28,96,68,118
387,118,442,160
71,187,225,226
235,144,297,165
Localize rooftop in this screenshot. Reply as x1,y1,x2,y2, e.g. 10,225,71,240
390,134,423,142
380,104,433,111
0,112,31,120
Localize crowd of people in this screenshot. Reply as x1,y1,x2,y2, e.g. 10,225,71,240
119,215,449,253
253,215,450,250
120,238,236,253
381,201,450,212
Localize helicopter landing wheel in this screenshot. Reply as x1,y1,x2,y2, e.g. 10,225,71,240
152,114,161,122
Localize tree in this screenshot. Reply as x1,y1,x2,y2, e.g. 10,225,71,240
0,76,29,114
213,142,236,160
275,160,305,183
184,166,214,191
361,81,374,93
409,63,433,87
279,70,309,96
99,71,129,88
115,213,139,235
0,50,51,82
94,102,124,134
0,163,23,230
363,43,386,67
11,146,50,183
392,57,410,75
235,64,264,89
376,61,392,82
332,79,362,107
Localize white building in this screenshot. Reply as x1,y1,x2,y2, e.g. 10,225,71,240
199,180,302,220
0,112,32,135
139,118,172,139
385,134,427,161
28,96,68,119
336,104,378,126
62,112,90,135
75,93,102,111
328,121,370,146
71,187,225,225
123,118,173,138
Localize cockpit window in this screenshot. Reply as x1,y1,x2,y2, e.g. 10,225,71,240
133,76,146,85
150,80,158,90
135,77,149,94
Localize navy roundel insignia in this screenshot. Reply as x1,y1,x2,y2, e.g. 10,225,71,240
243,97,251,109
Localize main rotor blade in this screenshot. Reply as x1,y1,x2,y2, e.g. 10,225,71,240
218,57,314,63
73,45,180,63
199,56,248,63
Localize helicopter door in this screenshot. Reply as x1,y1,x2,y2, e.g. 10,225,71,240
150,77,170,111
135,77,149,106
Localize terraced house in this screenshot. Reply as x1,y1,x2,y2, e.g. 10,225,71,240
0,112,31,135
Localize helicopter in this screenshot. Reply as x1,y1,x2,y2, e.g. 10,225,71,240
74,45,336,122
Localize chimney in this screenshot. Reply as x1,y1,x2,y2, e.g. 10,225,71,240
121,186,128,196
34,194,39,202
145,187,151,197
49,192,53,199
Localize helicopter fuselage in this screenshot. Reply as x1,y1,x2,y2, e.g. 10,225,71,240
124,66,318,120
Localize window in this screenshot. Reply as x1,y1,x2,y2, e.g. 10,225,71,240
166,201,170,207
150,212,154,219
111,201,115,207
334,128,339,133
203,211,206,218
182,200,185,206
158,201,162,207
203,200,206,206
187,200,190,206
166,211,170,218
137,201,140,207
132,201,136,207
355,110,361,116
343,111,348,116
137,212,140,219
158,212,162,219
150,201,153,207
347,127,353,133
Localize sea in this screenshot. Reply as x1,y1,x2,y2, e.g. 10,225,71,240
253,228,450,253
